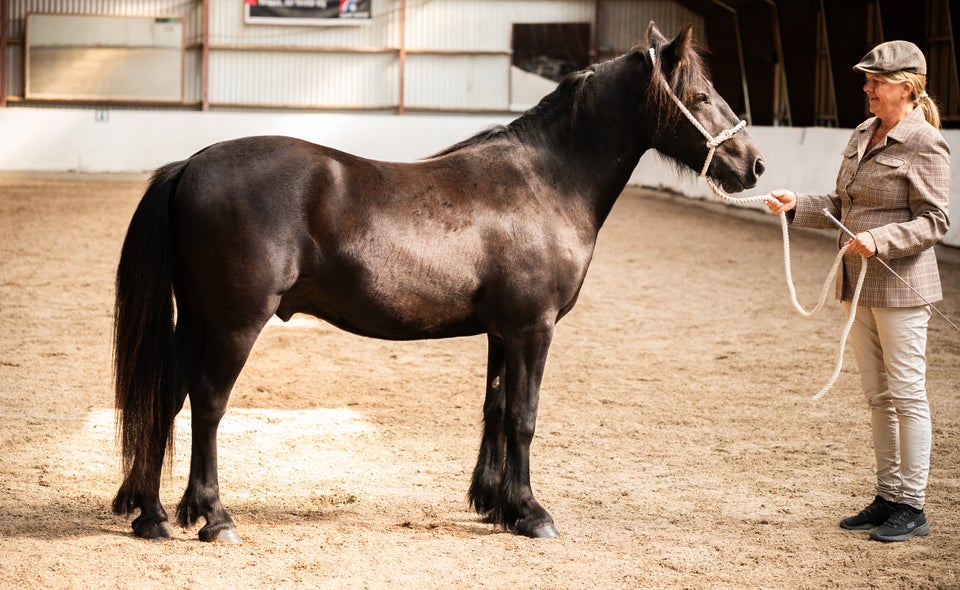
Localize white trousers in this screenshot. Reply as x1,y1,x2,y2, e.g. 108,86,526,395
844,302,932,510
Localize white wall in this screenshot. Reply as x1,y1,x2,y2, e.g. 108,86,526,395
1,107,958,248
0,108,510,171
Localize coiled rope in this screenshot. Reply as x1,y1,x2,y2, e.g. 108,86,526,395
650,46,867,400
712,193,867,401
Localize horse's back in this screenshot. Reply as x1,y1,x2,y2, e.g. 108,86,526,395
167,136,490,339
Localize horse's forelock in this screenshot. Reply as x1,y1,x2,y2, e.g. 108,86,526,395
647,40,710,128
645,48,681,128
673,43,711,102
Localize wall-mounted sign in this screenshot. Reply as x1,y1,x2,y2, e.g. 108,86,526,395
244,0,372,25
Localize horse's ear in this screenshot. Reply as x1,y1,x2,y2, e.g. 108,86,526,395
651,24,696,77
645,21,668,49
665,24,695,65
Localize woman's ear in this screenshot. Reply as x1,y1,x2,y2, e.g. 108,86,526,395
902,81,915,99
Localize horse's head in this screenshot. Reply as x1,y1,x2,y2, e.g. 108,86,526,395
643,23,764,193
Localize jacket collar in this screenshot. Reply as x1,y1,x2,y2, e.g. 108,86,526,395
886,105,926,143
855,106,924,160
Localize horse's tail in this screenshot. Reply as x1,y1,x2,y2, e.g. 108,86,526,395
112,160,188,515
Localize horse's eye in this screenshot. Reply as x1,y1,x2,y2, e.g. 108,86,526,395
693,93,710,105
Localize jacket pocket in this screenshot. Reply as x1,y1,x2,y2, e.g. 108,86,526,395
875,153,905,168
855,152,908,203
837,146,859,190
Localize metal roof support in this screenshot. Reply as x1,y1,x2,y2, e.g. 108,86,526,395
942,0,960,123
593,0,601,64
398,0,406,115
706,0,751,125
817,0,838,126
1,0,7,108
201,0,209,111
761,0,791,126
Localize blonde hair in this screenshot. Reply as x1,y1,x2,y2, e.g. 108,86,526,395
876,70,941,128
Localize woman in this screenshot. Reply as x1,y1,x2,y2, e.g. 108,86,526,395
766,40,950,542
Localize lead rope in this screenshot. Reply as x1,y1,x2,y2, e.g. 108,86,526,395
650,47,868,400
720,197,867,402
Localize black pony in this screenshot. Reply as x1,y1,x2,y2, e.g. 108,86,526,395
112,23,763,542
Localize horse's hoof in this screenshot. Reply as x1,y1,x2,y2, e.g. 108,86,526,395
516,520,560,538
199,524,242,544
211,529,242,544
528,523,560,538
133,521,173,540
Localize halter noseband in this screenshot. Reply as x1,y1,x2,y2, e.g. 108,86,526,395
648,46,747,188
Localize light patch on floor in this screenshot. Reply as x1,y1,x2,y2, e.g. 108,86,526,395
82,406,371,437
266,315,324,329
72,407,381,498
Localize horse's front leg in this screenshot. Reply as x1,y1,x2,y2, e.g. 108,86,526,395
469,334,507,519
499,322,559,538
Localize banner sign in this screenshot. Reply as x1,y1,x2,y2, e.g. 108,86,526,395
244,0,371,25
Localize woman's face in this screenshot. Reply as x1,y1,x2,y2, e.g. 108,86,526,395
863,73,912,121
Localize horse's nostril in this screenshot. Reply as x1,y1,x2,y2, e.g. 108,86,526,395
754,157,766,177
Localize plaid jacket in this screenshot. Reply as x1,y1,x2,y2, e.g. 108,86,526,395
791,107,951,307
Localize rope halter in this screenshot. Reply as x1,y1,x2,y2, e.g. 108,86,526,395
648,46,747,194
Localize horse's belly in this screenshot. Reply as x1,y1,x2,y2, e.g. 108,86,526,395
275,272,484,341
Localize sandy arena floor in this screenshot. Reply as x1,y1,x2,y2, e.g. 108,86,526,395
1,172,958,589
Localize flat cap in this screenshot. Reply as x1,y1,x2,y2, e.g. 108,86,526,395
853,40,926,75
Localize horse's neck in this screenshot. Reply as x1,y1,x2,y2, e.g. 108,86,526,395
535,129,648,233
509,64,652,233
541,102,649,230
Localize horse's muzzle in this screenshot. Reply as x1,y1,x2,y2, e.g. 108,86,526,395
752,156,766,179
730,155,765,192
715,155,763,193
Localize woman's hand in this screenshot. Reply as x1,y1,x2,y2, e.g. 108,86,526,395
765,189,797,214
844,231,877,258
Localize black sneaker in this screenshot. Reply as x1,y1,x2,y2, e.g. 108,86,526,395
870,505,930,542
839,495,896,530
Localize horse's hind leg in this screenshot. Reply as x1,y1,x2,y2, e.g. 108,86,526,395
469,334,507,520
115,410,183,539
113,333,192,540
117,458,174,539
176,322,263,543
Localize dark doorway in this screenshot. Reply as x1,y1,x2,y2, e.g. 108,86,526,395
512,23,591,82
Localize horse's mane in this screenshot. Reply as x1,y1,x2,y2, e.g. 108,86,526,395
428,69,597,158
508,69,597,135
428,126,512,158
